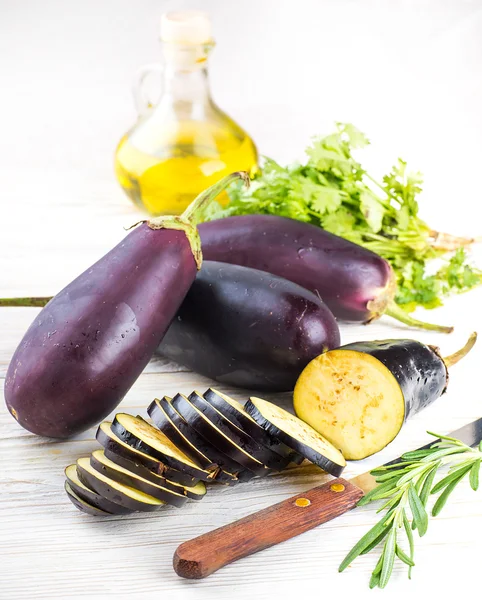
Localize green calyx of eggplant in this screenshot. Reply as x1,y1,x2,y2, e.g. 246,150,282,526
145,171,250,270
367,268,454,333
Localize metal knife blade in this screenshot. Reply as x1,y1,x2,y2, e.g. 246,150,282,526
351,416,482,494
173,417,482,579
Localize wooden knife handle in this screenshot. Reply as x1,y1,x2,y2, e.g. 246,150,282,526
173,477,363,579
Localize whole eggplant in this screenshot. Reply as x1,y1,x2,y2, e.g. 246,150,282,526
5,173,248,438
198,215,452,333
157,261,340,391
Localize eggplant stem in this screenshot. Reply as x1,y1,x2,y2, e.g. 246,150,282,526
181,171,250,224
443,332,477,368
385,302,454,333
0,297,51,307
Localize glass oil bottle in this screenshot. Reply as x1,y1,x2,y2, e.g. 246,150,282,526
114,11,258,215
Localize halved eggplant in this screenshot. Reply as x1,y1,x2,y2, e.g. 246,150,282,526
64,464,134,515
293,334,477,460
171,394,270,477
188,391,290,471
76,457,166,512
111,413,216,483
244,397,346,477
96,421,197,487
65,481,112,517
90,450,188,507
147,398,239,484
203,388,304,465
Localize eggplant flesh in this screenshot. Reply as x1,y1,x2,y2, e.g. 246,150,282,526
294,339,448,460
157,261,340,392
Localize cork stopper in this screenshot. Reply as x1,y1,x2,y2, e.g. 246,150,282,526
160,11,212,44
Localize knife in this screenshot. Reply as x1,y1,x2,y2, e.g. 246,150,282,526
173,417,482,579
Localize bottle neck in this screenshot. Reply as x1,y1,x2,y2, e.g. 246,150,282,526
160,41,214,104
162,63,212,103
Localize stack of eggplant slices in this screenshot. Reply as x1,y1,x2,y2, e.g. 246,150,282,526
65,389,345,516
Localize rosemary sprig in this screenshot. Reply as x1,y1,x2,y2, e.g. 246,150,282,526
339,432,482,588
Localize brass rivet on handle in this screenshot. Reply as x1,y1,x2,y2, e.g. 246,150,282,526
294,497,311,507
330,483,345,493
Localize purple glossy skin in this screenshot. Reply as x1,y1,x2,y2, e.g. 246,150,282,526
5,225,196,438
199,215,393,322
158,261,340,391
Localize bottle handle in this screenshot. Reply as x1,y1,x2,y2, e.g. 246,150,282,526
133,63,164,117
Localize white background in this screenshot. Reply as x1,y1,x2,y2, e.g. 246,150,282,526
1,1,482,599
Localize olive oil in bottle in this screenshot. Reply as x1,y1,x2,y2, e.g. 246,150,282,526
114,11,258,215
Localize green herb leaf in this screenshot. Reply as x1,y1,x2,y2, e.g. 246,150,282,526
431,463,473,494
432,478,460,517
408,484,428,536
369,555,384,589
360,190,385,232
339,513,393,572
470,460,480,491
403,511,415,579
395,544,415,567
420,463,440,506
379,528,397,588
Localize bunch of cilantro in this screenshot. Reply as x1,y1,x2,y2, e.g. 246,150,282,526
204,123,481,310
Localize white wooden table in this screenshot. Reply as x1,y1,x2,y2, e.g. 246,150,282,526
2,1,482,598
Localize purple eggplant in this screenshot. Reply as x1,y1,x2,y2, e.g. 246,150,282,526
198,215,453,333
4,173,248,439
157,261,340,391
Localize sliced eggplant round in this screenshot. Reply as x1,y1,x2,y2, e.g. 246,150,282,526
188,391,290,471
171,394,270,477
96,421,197,487
111,414,216,483
244,397,346,477
181,480,207,501
160,397,247,479
64,463,134,515
147,397,217,469
76,457,166,512
147,398,239,484
65,481,113,517
90,450,188,507
102,447,207,500
203,388,304,465
102,448,178,491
